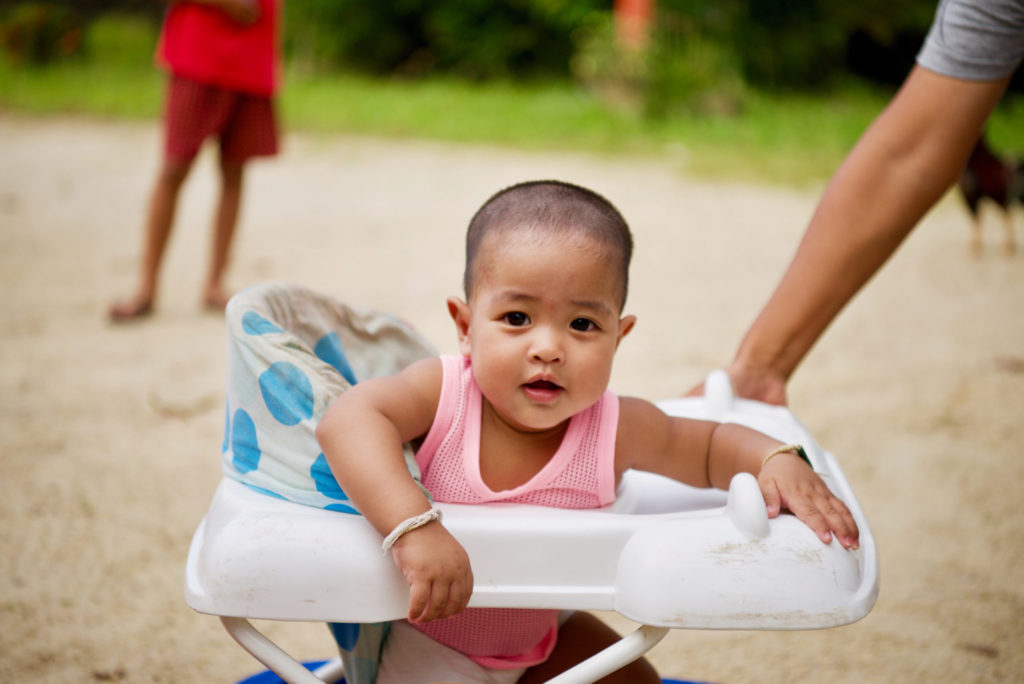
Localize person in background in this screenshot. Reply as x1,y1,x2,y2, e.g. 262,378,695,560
109,0,280,321
715,0,1024,405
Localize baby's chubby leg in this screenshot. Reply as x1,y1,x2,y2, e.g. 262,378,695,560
518,612,660,684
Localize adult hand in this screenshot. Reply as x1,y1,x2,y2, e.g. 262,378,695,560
725,359,788,406
684,364,788,406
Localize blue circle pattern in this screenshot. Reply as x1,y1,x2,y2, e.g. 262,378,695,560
310,453,348,500
226,304,372,514
314,332,358,385
222,402,230,453
242,311,284,335
242,483,287,500
231,409,261,473
259,362,315,426
311,454,359,514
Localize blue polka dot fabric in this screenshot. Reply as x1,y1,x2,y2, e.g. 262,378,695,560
220,282,436,512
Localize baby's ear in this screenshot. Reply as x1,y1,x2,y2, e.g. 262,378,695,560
616,314,636,348
447,297,472,356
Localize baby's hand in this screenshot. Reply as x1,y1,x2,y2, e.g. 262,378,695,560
217,0,261,26
390,521,473,623
758,452,860,550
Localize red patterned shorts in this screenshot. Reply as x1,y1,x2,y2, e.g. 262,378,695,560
164,75,279,163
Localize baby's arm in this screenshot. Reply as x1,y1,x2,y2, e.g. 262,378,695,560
315,358,473,623
617,398,859,549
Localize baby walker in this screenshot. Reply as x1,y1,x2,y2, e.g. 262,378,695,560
185,283,878,683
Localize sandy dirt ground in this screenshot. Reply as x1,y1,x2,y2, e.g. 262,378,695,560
1,113,1022,683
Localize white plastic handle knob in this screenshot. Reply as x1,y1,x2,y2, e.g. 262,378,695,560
704,369,735,420
726,472,769,540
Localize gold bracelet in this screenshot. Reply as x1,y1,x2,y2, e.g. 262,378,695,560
761,444,811,470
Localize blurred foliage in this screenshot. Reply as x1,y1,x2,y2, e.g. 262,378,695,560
731,0,937,89
1,0,943,88
81,11,159,71
6,0,1017,119
284,0,606,80
280,0,943,109
572,6,748,118
0,1,84,64
3,10,1023,185
570,0,940,117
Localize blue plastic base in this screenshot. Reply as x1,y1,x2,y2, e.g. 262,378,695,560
236,661,331,683
237,662,710,684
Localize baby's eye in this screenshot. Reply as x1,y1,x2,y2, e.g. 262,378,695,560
570,318,597,332
503,312,530,326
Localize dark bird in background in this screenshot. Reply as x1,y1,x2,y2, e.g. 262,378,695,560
957,134,1023,255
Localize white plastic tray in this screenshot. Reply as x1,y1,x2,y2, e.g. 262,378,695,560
186,371,878,631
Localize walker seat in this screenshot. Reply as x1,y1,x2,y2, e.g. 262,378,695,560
185,283,878,684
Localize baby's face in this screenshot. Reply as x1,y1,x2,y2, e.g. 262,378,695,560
450,228,634,434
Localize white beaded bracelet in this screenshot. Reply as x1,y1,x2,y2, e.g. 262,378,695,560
381,507,443,553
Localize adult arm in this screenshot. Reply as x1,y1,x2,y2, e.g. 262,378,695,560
727,66,1010,405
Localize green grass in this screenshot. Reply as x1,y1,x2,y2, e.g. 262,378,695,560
0,59,889,185
2,14,1022,186
279,73,901,184
0,60,161,117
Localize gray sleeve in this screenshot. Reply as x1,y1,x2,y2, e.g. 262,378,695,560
916,0,1024,80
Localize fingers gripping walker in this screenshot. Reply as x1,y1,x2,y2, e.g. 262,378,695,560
185,284,878,684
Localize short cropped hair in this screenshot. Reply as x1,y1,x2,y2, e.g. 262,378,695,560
463,180,633,308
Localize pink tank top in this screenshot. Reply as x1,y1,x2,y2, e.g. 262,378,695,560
412,355,619,669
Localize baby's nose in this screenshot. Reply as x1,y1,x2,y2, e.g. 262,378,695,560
530,330,563,363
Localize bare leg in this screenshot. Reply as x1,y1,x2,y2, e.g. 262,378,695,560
1003,211,1016,255
109,158,193,321
204,156,245,311
970,214,983,256
518,612,660,684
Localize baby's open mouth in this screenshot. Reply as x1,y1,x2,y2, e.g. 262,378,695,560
525,380,561,391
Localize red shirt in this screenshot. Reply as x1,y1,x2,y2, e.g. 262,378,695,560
157,0,279,97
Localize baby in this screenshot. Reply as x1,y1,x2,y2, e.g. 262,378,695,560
317,180,859,684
